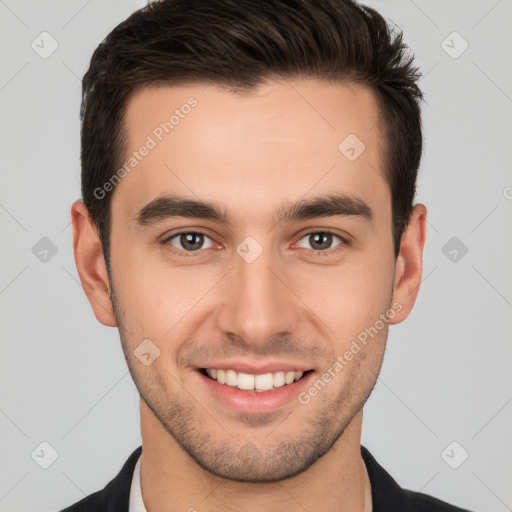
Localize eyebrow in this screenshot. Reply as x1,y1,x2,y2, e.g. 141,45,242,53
135,192,373,227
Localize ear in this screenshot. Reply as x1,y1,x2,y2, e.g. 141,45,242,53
389,203,427,325
71,200,117,327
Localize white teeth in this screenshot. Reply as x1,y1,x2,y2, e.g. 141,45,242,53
216,369,226,384
255,373,274,390
237,372,255,390
273,371,285,388
284,371,295,385
204,368,307,391
225,369,237,387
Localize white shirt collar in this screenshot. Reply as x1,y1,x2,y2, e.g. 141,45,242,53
129,453,148,512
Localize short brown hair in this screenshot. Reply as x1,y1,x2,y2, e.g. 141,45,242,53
80,0,423,269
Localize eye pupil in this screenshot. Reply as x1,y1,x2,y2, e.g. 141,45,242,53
310,232,332,250
181,233,203,251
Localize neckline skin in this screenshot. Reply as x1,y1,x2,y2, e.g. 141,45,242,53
363,453,373,512
135,445,373,512
139,403,371,512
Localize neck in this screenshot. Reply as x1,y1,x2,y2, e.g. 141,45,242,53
139,399,369,512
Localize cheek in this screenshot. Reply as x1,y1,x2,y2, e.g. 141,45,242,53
290,254,394,341
111,247,218,338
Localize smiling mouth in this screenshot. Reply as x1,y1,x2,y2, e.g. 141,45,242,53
199,368,313,392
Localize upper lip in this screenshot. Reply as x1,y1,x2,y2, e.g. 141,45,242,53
198,361,313,374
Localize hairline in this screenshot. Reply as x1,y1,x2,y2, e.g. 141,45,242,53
98,75,397,273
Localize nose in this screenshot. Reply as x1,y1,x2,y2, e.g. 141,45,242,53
215,242,301,349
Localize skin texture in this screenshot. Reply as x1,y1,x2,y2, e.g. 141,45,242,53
72,79,427,512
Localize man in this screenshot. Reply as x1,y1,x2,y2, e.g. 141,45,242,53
61,0,474,510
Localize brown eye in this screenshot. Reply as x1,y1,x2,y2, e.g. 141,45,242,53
167,232,214,252
297,231,342,252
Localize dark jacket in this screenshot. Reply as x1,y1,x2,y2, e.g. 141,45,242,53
59,445,473,511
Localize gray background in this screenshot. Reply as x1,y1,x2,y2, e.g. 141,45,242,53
1,1,511,511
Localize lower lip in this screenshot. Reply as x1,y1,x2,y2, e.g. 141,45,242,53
197,370,315,414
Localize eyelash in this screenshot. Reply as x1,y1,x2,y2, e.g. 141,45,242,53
161,229,348,258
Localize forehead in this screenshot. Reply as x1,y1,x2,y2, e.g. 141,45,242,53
113,79,388,226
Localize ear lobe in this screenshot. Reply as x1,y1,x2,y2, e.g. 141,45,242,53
71,200,117,327
390,203,427,325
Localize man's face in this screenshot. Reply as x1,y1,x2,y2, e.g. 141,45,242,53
107,79,398,481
